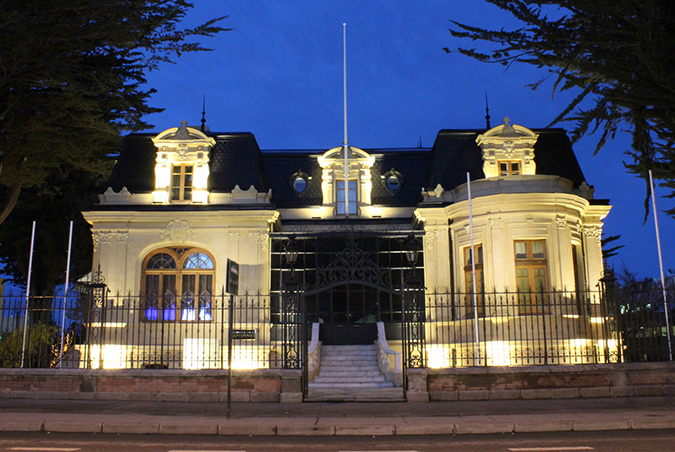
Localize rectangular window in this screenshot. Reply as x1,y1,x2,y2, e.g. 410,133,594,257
171,164,193,201
464,244,484,317
514,240,548,314
336,179,357,215
499,161,521,176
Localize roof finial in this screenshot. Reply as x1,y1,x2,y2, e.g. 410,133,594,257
485,92,491,129
201,95,207,132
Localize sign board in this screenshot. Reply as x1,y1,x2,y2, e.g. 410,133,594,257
231,329,256,340
226,259,239,295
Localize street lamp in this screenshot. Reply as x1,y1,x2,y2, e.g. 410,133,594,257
405,233,419,267
285,236,299,266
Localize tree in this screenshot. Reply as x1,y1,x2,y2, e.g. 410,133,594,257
0,1,227,287
445,1,675,218
0,0,228,226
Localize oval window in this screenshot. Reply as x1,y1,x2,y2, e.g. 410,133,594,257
293,176,307,193
386,175,400,191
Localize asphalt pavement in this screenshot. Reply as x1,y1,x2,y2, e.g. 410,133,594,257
0,396,674,436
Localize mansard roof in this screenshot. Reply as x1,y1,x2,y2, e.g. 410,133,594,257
106,126,588,209
426,128,586,191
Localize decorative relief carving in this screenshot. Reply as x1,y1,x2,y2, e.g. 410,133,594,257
228,231,241,242
503,141,515,157
92,232,100,252
489,218,502,230
160,220,195,242
99,231,112,243
556,214,567,229
582,225,602,245
116,230,129,243
424,230,437,250
248,231,269,251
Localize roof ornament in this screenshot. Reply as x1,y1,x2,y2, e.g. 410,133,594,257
201,95,207,132
500,116,517,137
484,92,491,129
176,119,191,140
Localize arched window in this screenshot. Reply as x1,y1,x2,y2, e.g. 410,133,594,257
142,248,215,322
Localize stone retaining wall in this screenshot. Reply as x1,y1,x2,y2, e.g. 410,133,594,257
0,368,303,402
405,362,675,402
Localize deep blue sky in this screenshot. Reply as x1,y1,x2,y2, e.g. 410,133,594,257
142,1,673,280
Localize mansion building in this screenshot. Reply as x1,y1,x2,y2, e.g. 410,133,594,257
82,118,612,372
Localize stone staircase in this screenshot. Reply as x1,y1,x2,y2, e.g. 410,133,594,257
306,344,404,402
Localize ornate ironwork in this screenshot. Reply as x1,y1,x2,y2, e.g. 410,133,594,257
314,235,391,289
281,279,303,369
403,283,426,369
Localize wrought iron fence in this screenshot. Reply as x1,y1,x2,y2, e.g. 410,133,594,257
0,289,291,370
1,283,673,369
424,288,621,367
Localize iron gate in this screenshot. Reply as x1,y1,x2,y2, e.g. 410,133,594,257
276,230,426,396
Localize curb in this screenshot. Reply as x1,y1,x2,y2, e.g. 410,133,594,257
0,418,673,436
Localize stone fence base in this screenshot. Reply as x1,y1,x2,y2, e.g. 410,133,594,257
405,362,675,402
0,368,303,403
3,363,675,403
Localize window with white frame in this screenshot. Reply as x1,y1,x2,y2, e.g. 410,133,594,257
143,248,214,321
336,179,358,215
171,164,193,201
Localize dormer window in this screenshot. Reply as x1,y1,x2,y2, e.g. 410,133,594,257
476,117,538,179
499,161,521,176
336,180,358,215
172,164,193,201
289,170,310,195
151,120,215,205
317,146,375,217
382,168,404,195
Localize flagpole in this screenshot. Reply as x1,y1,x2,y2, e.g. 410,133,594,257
20,221,36,368
59,221,74,368
343,23,349,218
467,173,481,365
649,170,672,360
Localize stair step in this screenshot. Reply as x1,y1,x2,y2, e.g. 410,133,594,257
322,345,376,351
316,370,383,378
314,376,386,384
309,381,394,388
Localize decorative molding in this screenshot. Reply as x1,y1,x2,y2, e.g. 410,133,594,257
556,214,567,229
116,230,129,243
489,217,502,230
424,230,437,250
227,231,241,242
160,220,195,242
99,230,112,244
92,232,100,252
248,231,269,251
582,225,602,245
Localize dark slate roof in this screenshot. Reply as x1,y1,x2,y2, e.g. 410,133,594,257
106,127,587,209
426,128,586,190
208,133,267,193
108,133,157,193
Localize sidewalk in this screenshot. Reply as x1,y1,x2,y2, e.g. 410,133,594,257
1,396,674,436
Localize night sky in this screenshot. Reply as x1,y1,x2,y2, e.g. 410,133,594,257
142,1,673,280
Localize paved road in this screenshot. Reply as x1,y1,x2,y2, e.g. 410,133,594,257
1,429,675,451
